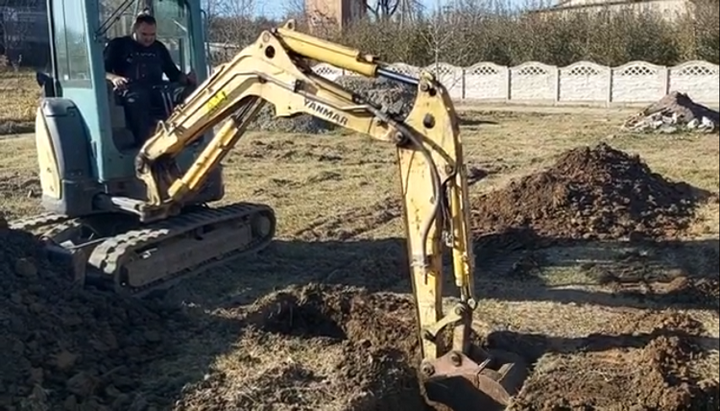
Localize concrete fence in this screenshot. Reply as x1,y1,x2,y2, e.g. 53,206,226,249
310,60,720,106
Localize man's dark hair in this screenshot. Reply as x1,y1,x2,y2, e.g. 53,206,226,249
133,14,156,30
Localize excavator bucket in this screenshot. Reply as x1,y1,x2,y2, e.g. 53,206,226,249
422,349,528,411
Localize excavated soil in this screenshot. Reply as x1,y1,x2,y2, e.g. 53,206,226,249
174,286,719,411
1,208,718,410
174,284,428,411
506,311,719,410
624,91,719,132
0,219,427,410
0,223,183,410
471,143,703,245
642,91,719,125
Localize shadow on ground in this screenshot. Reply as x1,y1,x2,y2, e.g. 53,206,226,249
472,230,719,313
458,116,500,127
152,235,719,312
0,121,34,136
119,232,719,409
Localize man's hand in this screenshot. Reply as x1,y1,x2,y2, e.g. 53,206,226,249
183,70,197,86
107,74,129,90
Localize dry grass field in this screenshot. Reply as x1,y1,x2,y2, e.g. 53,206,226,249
0,71,38,134
0,69,718,410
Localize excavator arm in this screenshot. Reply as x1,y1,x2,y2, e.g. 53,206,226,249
134,20,525,410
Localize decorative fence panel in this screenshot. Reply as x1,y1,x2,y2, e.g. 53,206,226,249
309,59,720,106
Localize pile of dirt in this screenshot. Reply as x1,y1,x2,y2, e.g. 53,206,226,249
335,76,417,119
623,91,719,133
505,312,719,410
174,283,428,411
471,143,701,244
0,225,182,410
246,75,416,134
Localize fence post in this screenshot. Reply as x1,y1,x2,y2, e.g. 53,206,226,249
506,66,512,102
555,66,561,104
606,68,613,107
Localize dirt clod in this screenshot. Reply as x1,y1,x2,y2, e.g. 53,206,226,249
471,143,702,243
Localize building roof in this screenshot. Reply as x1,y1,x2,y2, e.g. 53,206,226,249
534,0,683,12
552,0,644,9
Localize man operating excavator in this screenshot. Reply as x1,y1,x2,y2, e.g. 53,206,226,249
103,13,197,145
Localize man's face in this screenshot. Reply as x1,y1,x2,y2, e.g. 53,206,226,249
134,22,156,47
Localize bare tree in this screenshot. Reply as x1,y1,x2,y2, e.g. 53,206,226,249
200,0,260,63
280,0,306,20
366,0,400,19
365,0,423,23
416,1,480,92
421,4,459,65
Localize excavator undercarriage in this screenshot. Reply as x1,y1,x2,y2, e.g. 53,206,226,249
9,203,275,297
10,16,528,410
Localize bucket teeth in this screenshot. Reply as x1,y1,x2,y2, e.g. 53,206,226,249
422,350,528,411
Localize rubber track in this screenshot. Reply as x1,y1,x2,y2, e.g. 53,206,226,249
41,219,84,240
87,202,275,297
8,212,71,233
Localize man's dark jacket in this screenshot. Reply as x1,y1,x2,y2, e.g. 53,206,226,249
104,36,182,84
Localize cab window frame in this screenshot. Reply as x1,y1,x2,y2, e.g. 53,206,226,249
53,0,93,89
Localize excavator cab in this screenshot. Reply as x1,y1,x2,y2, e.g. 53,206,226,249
36,0,221,218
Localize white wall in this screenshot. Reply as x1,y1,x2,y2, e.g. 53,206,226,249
309,60,720,106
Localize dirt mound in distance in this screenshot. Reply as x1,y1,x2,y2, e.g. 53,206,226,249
175,283,429,411
335,76,417,120
504,311,719,410
246,75,416,134
0,225,181,410
624,91,719,133
471,143,701,244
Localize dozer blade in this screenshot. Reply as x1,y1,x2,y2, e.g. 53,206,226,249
423,349,528,411
84,202,276,297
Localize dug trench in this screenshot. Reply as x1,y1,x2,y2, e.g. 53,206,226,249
1,142,719,410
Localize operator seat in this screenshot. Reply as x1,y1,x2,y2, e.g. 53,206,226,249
105,81,180,152
106,81,137,152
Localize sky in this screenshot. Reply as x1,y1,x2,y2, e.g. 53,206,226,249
251,0,533,19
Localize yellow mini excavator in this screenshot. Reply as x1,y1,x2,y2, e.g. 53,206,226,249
10,1,527,409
